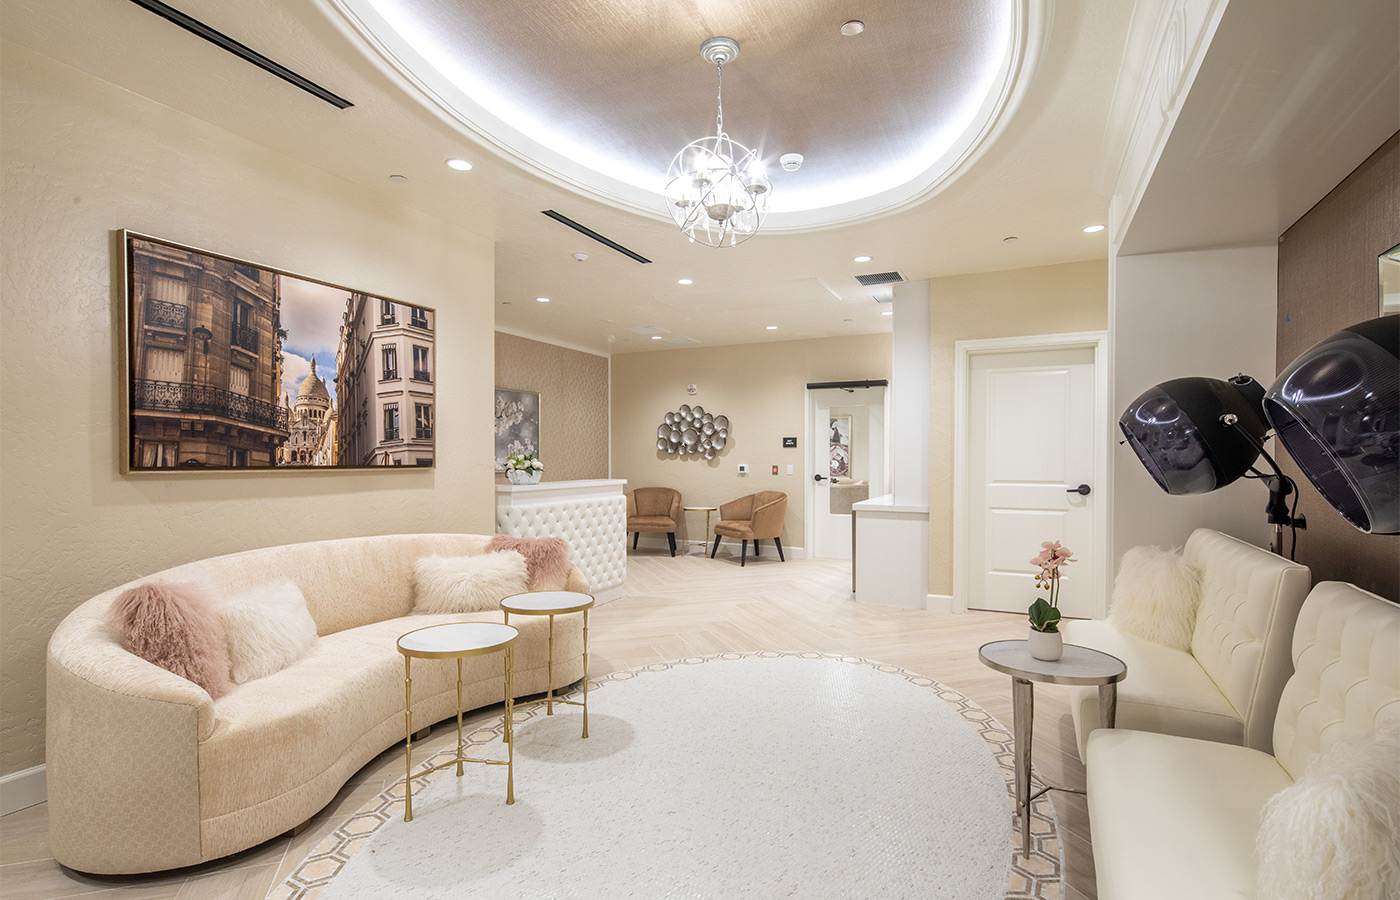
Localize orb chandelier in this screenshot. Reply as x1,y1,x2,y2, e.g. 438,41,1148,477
664,37,771,248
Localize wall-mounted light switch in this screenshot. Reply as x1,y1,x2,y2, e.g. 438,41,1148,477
787,464,794,475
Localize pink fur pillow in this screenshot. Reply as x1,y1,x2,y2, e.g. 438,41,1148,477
485,535,571,591
109,581,231,699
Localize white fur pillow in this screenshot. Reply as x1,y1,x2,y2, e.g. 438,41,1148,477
1108,545,1202,651
1256,724,1400,900
412,551,529,615
220,578,319,684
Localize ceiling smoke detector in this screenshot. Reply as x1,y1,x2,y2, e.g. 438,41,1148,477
780,153,804,172
572,251,589,261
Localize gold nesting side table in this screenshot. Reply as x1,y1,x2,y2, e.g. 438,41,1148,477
500,591,594,739
396,622,519,821
682,506,719,556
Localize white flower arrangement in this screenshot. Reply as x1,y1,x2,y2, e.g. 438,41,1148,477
505,453,543,473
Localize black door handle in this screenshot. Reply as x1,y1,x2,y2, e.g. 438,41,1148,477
1067,483,1091,495
813,474,828,483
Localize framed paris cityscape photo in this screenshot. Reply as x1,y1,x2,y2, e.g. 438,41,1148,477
122,232,436,471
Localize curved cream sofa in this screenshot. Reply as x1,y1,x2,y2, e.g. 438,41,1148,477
46,533,588,875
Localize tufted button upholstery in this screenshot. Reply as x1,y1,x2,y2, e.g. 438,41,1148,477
1270,581,1400,780
1185,528,1311,750
1064,528,1309,755
1086,581,1399,900
497,494,627,592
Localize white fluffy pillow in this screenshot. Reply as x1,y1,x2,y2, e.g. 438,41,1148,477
1108,545,1202,651
1256,724,1400,900
220,578,319,684
412,551,528,615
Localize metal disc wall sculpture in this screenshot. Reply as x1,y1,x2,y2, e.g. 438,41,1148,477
657,405,730,459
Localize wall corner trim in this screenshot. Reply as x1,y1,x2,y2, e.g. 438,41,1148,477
1,764,47,815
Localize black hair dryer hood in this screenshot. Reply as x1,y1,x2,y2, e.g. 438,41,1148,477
1264,316,1399,534
1119,375,1269,495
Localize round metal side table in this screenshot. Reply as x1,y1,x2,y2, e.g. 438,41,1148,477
682,506,719,555
501,591,594,738
978,640,1126,855
397,622,519,821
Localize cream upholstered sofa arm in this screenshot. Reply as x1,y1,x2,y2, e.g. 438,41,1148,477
47,601,214,873
565,566,590,594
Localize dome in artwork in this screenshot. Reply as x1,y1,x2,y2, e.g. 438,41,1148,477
296,357,331,408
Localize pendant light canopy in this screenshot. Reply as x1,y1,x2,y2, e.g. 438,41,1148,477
664,37,771,248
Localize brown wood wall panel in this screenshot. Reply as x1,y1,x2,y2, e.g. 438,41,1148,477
1276,132,1399,600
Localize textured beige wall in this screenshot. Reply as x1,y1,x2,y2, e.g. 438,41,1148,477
0,46,496,775
1277,133,1398,601
611,334,893,549
494,332,609,483
927,260,1109,595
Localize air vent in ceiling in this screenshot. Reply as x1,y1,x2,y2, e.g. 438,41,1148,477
541,210,652,264
854,271,906,287
126,0,353,109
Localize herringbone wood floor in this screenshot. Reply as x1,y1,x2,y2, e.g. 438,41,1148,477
0,551,1097,900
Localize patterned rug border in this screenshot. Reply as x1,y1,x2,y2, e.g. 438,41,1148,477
269,650,1063,900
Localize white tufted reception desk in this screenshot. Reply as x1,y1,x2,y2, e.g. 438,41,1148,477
495,479,628,604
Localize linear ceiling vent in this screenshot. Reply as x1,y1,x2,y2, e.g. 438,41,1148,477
854,271,905,287
541,210,652,264
127,0,353,109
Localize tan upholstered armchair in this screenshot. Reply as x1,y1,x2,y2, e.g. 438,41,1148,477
711,491,787,566
626,487,683,557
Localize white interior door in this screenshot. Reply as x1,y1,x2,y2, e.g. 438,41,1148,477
967,347,1097,616
810,387,886,559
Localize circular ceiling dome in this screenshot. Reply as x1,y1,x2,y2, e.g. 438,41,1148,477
332,0,1041,229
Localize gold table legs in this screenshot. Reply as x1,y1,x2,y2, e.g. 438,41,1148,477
402,647,515,823
503,609,590,740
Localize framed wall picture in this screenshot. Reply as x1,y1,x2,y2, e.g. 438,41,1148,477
829,415,852,479
495,388,540,470
123,231,436,472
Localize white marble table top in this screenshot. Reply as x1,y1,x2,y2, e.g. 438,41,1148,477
397,622,518,658
978,640,1126,686
500,591,594,615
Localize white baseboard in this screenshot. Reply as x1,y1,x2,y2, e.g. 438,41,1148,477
1,764,46,815
631,533,806,559
925,594,957,614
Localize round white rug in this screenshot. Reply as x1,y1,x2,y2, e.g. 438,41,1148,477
272,653,1061,900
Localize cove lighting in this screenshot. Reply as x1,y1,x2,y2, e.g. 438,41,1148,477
1083,224,1105,233
446,158,473,171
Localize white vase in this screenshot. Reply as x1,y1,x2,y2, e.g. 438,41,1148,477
1027,628,1063,661
523,470,542,484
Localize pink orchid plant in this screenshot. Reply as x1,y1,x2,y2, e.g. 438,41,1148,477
1028,541,1076,633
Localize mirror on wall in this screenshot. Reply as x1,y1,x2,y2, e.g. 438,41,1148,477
1381,243,1400,316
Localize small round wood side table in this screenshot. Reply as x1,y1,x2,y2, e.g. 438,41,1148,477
501,591,594,738
682,506,719,555
397,622,519,821
978,640,1126,855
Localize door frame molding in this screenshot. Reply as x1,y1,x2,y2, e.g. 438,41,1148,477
804,384,890,559
952,330,1110,617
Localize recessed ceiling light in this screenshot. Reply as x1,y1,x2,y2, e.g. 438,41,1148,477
677,278,693,285
651,335,663,340
841,20,865,36
881,310,893,316
1003,236,1019,243
853,255,872,263
1083,224,1105,233
388,174,408,183
446,158,473,171
536,297,550,303
766,325,778,330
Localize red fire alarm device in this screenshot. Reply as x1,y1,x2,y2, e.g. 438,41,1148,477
771,465,779,475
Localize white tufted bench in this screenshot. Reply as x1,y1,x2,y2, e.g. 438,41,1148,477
1086,582,1399,899
1063,529,1310,757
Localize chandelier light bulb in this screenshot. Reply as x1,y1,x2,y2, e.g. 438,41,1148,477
664,37,771,248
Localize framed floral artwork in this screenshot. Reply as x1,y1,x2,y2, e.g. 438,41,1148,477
494,388,539,471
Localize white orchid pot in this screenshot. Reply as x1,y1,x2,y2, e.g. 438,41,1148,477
507,470,543,485
1027,628,1063,661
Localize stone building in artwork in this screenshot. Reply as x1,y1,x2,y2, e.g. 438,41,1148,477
335,293,435,467
279,357,334,466
127,238,289,467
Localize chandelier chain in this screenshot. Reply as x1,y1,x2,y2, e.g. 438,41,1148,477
714,61,724,136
